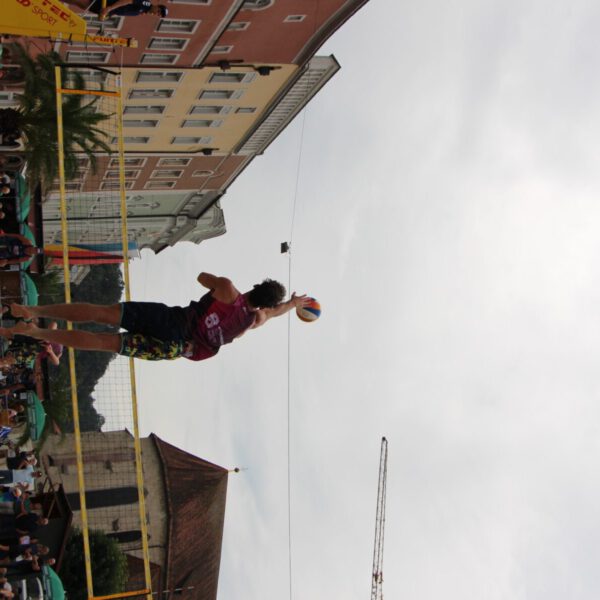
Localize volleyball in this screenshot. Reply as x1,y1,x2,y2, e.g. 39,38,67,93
296,298,321,322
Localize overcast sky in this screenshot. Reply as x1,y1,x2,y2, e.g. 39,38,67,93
124,2,600,599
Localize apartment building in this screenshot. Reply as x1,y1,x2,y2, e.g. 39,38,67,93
50,0,367,68
43,55,339,251
39,0,367,252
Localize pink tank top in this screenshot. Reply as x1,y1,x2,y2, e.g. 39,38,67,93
188,293,256,361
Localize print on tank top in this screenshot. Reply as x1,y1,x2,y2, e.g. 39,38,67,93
204,312,225,347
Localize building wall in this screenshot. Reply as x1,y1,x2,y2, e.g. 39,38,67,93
42,189,226,250
35,2,363,252
51,0,363,68
41,57,337,251
207,0,363,64
42,431,168,565
113,63,298,154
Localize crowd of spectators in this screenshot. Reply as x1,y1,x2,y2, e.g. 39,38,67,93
0,443,52,598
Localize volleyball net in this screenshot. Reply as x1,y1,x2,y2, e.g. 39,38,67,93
49,64,152,600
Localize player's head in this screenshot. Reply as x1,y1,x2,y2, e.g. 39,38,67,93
248,279,286,308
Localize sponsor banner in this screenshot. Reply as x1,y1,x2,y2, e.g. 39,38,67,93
3,0,86,37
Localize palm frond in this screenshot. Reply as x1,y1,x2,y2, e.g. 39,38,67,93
6,42,113,188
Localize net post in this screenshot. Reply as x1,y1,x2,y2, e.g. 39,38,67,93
115,74,154,600
54,64,95,600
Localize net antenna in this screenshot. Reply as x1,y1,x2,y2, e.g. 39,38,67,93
371,437,388,600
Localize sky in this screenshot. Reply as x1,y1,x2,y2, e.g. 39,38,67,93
123,1,600,599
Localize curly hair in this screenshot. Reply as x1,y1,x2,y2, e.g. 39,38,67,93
247,279,286,308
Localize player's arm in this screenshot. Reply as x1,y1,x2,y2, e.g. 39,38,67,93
100,0,132,17
197,272,240,303
252,293,308,329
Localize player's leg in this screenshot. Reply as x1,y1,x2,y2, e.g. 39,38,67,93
0,322,121,353
9,303,121,327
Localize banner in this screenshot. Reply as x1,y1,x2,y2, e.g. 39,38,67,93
2,0,87,39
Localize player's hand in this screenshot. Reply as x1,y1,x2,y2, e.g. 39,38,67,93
99,8,108,19
291,293,309,308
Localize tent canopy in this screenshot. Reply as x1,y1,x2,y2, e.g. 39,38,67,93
21,272,39,306
43,565,65,600
26,391,46,441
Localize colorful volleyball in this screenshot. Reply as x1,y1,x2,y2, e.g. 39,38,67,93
296,298,321,322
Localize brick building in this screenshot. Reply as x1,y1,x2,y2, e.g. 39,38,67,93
38,0,369,252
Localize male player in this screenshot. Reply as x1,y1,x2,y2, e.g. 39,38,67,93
0,273,308,362
68,0,168,19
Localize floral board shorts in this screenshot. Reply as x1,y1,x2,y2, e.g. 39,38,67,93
119,333,186,361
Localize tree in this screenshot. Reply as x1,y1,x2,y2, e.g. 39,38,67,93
60,529,128,600
0,43,112,189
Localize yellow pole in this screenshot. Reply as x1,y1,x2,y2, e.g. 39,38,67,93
59,89,119,98
54,65,95,600
92,589,151,600
115,74,154,600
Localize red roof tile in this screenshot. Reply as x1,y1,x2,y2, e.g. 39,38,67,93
151,434,229,600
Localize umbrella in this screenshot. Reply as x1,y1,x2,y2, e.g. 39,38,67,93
26,391,46,441
20,272,38,306
42,565,65,600
16,174,31,222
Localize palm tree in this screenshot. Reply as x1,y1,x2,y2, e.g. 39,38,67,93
0,43,112,189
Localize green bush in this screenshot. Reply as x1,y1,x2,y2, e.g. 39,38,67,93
60,529,129,600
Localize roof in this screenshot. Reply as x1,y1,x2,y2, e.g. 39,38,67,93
150,434,229,600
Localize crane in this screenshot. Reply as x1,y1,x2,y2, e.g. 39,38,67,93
371,436,388,600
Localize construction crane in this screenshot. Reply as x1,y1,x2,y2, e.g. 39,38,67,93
371,436,388,600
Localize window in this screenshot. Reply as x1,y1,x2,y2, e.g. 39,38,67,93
76,69,109,84
199,90,235,99
193,170,214,177
171,136,212,144
242,0,273,9
109,157,147,167
236,107,256,114
151,170,183,178
228,21,249,30
84,15,122,29
101,181,134,190
158,158,191,167
149,38,188,51
105,170,140,179
284,14,306,22
66,51,110,63
123,120,159,128
157,19,199,33
141,54,178,65
129,89,174,99
211,45,232,54
112,136,150,144
124,105,166,115
49,181,82,193
181,119,222,128
209,72,255,84
0,92,17,104
136,71,183,83
145,181,176,189
190,105,230,115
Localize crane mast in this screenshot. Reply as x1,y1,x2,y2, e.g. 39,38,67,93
371,436,388,600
